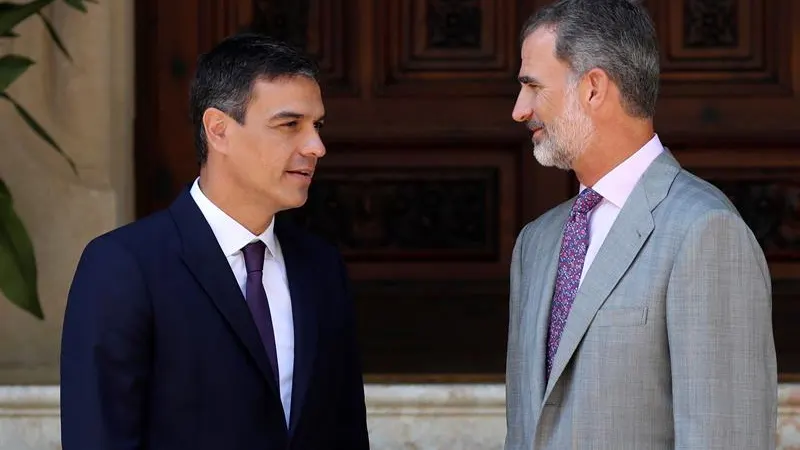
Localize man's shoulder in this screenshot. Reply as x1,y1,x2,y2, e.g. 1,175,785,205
659,168,741,224
84,208,175,259
651,166,764,265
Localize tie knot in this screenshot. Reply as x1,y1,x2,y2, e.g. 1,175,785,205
242,240,266,274
572,188,603,215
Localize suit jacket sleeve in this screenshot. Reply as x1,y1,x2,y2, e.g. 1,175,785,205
60,235,153,450
504,224,529,450
333,252,370,449
666,209,777,449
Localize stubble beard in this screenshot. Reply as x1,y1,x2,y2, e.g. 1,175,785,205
531,90,594,171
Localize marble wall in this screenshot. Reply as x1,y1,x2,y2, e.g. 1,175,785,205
0,384,797,449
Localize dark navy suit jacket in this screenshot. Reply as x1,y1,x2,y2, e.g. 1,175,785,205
60,188,369,449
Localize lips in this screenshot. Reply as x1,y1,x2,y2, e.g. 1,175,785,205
286,168,314,178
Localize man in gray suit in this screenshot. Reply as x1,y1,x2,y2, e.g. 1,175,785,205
505,0,778,449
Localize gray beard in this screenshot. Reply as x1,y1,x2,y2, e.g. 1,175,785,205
531,94,594,170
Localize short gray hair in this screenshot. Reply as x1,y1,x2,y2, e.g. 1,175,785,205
521,0,660,119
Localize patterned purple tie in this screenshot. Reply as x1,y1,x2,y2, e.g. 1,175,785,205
546,188,604,380
242,241,279,383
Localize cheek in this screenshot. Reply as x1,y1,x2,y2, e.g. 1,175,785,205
537,91,563,121
239,129,286,171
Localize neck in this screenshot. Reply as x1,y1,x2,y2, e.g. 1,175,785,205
198,167,276,235
573,119,654,187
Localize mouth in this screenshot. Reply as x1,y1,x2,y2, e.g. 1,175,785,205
530,127,544,138
286,168,314,180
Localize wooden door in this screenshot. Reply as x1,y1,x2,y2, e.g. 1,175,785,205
135,0,800,381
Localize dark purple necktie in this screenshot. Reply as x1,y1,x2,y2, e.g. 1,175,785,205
242,240,279,384
546,188,604,380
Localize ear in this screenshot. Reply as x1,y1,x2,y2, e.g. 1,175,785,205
202,107,231,154
582,68,610,111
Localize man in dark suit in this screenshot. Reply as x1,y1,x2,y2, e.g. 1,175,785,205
60,33,370,450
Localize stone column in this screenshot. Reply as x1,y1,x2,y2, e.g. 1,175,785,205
0,0,134,384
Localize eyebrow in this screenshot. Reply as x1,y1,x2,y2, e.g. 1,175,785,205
518,75,541,86
269,110,326,122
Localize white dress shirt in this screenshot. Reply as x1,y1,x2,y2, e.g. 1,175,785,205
579,134,665,284
190,178,294,424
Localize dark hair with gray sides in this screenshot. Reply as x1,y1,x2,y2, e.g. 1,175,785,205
520,0,660,119
189,33,319,166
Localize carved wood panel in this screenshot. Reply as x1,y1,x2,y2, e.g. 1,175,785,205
283,141,523,281
248,0,359,95
645,0,793,97
712,176,800,261
375,0,519,96
292,169,501,261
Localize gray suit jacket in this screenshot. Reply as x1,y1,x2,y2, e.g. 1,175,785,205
505,151,777,450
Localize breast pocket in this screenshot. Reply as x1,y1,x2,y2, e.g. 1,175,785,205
592,306,648,327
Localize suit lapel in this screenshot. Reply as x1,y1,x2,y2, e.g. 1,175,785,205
169,189,280,396
542,152,680,402
527,206,571,407
276,217,319,434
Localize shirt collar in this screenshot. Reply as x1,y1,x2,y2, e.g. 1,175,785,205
580,134,665,209
189,178,278,258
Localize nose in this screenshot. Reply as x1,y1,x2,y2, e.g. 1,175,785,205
512,90,532,123
301,134,326,158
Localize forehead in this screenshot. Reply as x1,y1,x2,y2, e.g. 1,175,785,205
247,76,324,117
519,27,568,82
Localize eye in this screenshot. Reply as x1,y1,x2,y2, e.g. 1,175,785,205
314,121,325,130
283,121,298,128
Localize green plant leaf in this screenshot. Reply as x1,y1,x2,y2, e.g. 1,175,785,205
0,54,34,92
0,2,16,15
36,12,70,60
0,178,43,319
0,93,77,175
0,3,17,37
0,0,57,36
62,0,86,13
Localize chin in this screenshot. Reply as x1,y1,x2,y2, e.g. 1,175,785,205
280,192,309,211
534,144,576,171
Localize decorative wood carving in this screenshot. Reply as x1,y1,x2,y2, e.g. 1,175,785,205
683,0,739,48
427,0,483,49
288,168,500,261
282,141,522,280
701,173,800,261
249,0,358,95
645,0,793,97
250,0,311,48
376,0,518,96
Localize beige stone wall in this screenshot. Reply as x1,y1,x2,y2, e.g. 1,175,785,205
1,384,799,449
0,1,134,384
